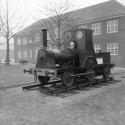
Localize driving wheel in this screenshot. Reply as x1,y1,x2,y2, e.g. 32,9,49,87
61,71,74,87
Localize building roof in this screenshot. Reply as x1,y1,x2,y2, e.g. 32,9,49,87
67,0,125,24
16,0,125,35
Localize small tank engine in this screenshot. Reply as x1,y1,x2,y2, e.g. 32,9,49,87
24,29,114,87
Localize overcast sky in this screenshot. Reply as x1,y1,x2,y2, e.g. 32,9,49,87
0,0,125,50
0,0,125,31
16,0,125,26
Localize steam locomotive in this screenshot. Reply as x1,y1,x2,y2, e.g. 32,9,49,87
24,29,114,88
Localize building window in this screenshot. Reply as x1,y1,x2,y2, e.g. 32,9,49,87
29,49,32,58
54,28,58,39
29,38,32,44
94,44,101,53
47,31,51,41
92,23,101,35
35,48,40,58
107,20,118,33
23,38,27,44
23,50,28,58
107,43,118,55
17,38,21,45
18,50,21,58
35,33,40,42
78,25,87,29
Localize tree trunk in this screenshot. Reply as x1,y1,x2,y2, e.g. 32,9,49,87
6,38,9,65
57,22,61,50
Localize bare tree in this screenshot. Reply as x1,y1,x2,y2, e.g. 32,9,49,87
0,0,28,64
35,0,84,50
36,0,73,50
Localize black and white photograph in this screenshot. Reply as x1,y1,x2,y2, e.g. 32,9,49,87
0,0,125,124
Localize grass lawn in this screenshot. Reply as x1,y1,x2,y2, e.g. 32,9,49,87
0,64,35,88
0,64,125,125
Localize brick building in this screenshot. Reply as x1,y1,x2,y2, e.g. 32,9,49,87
14,0,125,66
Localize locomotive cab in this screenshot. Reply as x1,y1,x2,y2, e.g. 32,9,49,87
64,29,97,69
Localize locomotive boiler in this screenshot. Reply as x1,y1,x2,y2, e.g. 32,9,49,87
24,29,114,88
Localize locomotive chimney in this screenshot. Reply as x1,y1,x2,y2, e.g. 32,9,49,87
42,29,47,47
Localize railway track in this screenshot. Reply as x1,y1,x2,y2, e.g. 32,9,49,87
22,77,120,96
0,76,121,96
0,82,39,90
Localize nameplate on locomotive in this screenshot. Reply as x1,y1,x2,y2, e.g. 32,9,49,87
96,58,103,64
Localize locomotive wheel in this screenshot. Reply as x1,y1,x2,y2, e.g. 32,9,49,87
86,69,95,84
103,67,110,82
61,71,74,87
38,76,50,86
